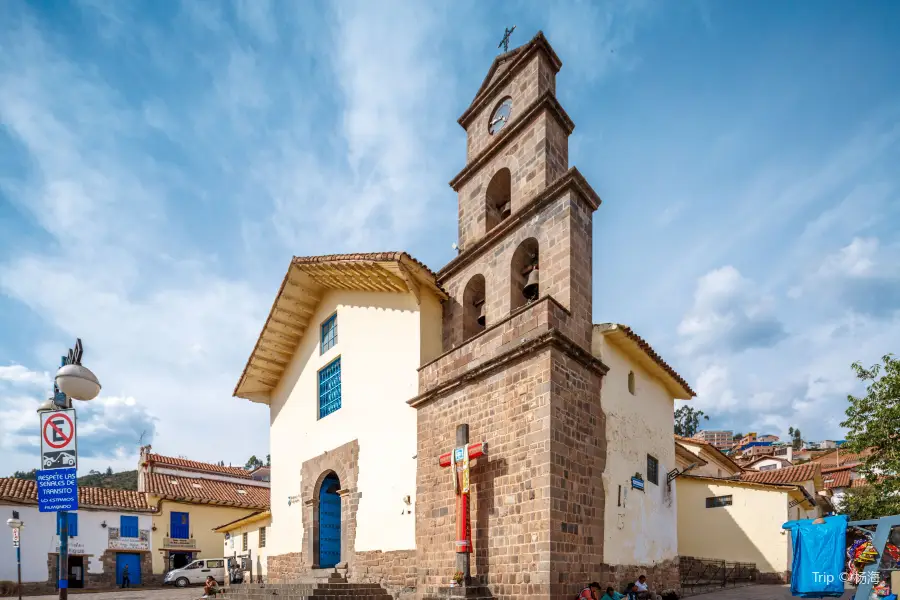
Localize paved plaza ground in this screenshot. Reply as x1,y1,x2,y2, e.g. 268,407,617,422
23,584,859,600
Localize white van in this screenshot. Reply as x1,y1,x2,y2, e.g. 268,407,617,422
163,558,226,587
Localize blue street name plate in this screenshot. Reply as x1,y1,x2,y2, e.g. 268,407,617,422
631,477,645,491
37,468,78,512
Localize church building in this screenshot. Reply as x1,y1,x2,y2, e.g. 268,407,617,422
234,31,693,600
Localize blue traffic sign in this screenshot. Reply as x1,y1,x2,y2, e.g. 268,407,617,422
36,468,78,512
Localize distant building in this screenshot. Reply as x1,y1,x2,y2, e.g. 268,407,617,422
0,479,154,593
757,434,779,443
137,447,270,575
739,433,758,446
744,456,793,472
773,446,794,462
692,430,734,448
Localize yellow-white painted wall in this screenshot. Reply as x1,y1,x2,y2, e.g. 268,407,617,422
221,516,272,578
148,498,258,574
676,479,790,573
268,288,442,558
593,335,678,566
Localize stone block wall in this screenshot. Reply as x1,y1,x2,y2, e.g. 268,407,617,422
439,188,594,353
415,349,555,599
548,348,605,599
598,558,681,595
464,52,558,163
414,337,608,600
456,110,570,250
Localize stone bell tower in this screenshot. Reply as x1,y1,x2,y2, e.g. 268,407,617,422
410,32,609,600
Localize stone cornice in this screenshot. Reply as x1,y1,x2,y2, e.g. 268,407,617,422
408,329,609,409
449,91,575,191
438,168,601,281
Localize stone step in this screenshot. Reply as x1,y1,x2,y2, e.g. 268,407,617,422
224,581,394,600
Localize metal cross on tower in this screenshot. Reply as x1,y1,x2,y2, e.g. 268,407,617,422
498,25,516,53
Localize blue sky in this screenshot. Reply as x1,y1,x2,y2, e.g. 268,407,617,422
1,0,898,474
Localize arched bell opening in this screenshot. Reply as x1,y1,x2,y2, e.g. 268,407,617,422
485,168,512,233
510,238,540,312
462,274,487,341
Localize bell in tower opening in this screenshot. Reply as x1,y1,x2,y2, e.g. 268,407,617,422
510,237,540,310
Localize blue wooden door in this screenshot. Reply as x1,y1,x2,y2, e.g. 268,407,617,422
116,553,142,585
317,473,341,568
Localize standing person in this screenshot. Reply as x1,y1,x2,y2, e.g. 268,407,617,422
121,563,131,588
578,582,602,599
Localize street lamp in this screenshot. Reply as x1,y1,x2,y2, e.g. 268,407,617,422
46,339,101,600
7,511,23,600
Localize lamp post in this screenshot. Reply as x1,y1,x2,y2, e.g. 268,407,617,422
7,511,23,600
38,339,101,600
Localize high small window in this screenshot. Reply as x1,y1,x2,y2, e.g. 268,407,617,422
706,495,733,508
320,313,337,354
628,371,636,395
242,532,248,551
170,511,190,539
120,515,139,538
57,512,78,537
259,526,266,548
647,455,659,485
759,465,777,471
318,357,342,419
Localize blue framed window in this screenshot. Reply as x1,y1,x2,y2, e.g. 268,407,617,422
320,313,337,354
57,512,78,537
120,515,139,538
318,357,342,419
170,511,190,539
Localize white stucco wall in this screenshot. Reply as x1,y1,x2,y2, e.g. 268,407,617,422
0,503,152,583
749,458,788,471
593,335,678,567
676,440,741,478
267,288,442,558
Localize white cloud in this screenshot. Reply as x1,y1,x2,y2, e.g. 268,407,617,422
0,365,50,388
677,266,786,355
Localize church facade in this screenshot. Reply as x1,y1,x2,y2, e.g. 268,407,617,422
234,32,693,600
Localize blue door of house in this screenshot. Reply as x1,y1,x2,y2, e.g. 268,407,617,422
116,553,142,586
317,473,341,568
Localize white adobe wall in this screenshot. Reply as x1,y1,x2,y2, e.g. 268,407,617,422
0,502,152,582
267,289,441,557
593,335,679,567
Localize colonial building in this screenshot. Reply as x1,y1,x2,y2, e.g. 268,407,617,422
591,324,694,586
214,510,272,582
675,456,828,582
0,478,154,593
233,31,692,600
137,447,270,575
743,456,793,471
232,252,445,589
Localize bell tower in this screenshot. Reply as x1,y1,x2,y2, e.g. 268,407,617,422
411,32,608,600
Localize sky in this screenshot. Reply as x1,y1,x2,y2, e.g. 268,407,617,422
1,0,899,475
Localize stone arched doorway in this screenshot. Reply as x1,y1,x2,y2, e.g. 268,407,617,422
316,472,341,568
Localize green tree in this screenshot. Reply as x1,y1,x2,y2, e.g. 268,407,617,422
245,455,264,470
792,428,803,450
674,406,710,437
106,466,113,476
840,354,900,520
266,454,271,466
12,469,37,480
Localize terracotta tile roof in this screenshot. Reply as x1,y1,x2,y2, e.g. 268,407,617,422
680,474,803,492
821,467,852,489
292,251,440,282
0,478,152,511
599,324,696,397
810,447,874,468
851,477,874,488
675,436,744,474
740,462,820,486
147,453,251,479
144,473,269,509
